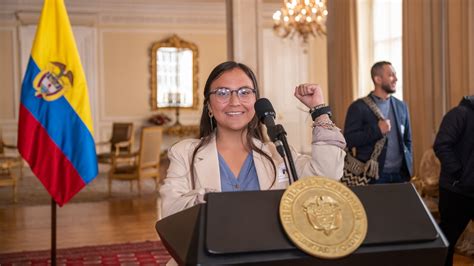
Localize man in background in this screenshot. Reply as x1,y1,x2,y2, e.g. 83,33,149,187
434,95,474,266
344,61,413,183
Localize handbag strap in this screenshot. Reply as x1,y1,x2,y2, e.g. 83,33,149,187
362,96,385,120
360,96,388,178
361,95,387,158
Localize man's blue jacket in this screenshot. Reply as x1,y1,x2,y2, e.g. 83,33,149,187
343,93,413,180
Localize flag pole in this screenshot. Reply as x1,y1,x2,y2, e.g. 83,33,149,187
17,1,98,264
51,197,57,266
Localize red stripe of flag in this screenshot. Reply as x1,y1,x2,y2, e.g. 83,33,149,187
18,104,85,206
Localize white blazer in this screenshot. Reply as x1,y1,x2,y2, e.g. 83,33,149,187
160,127,346,218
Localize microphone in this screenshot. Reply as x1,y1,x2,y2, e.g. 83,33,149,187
254,98,284,157
255,98,276,130
254,98,299,183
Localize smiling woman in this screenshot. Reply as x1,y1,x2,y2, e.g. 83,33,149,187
159,61,347,219
207,67,257,134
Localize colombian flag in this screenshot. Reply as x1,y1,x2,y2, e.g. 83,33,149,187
18,0,98,206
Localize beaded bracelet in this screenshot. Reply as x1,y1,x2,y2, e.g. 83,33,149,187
312,117,336,129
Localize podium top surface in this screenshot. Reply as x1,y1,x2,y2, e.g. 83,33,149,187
205,183,439,255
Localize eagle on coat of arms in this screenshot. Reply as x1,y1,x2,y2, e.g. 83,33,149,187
33,61,74,101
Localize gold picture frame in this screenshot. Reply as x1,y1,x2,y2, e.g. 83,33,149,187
150,34,199,110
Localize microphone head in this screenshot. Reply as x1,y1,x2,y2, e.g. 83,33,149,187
254,98,276,122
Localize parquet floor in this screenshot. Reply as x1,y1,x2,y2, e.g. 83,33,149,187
0,190,473,265
0,196,160,253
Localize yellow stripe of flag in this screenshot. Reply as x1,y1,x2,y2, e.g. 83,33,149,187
31,0,94,134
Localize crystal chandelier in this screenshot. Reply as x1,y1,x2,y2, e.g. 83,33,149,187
272,0,328,42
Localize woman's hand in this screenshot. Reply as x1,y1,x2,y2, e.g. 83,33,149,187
294,83,325,109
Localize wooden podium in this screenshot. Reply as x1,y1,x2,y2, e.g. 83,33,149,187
156,183,448,265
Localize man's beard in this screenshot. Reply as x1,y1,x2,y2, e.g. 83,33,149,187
381,83,396,94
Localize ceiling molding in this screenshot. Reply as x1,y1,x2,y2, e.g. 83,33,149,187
16,11,98,26
99,13,225,29
3,0,225,28
1,0,225,17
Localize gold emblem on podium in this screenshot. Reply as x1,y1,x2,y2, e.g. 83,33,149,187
280,176,367,259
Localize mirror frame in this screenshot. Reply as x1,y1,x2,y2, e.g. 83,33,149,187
150,34,199,110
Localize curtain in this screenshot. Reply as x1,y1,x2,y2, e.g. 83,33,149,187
403,0,473,175
445,0,472,107
326,0,359,128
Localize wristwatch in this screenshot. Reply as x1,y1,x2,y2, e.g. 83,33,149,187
310,105,332,120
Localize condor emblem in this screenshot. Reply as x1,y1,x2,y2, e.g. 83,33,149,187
33,62,74,101
303,195,342,236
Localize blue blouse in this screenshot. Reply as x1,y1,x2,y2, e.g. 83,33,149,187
218,152,260,192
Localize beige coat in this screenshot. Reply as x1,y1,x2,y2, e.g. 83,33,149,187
160,126,346,218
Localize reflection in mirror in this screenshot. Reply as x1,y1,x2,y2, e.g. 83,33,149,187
157,47,193,107
150,35,198,110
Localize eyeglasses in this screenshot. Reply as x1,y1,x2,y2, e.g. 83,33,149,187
208,87,256,103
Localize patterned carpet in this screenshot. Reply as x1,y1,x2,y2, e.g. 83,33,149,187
0,240,171,265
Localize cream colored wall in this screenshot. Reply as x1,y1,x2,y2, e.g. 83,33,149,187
0,30,15,120
2,0,327,152
0,0,227,149
98,30,227,152
101,31,226,119
1,1,335,154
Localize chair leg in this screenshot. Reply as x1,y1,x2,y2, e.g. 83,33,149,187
108,174,112,197
13,178,17,203
19,160,23,180
138,179,142,195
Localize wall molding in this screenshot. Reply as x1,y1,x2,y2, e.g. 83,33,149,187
0,26,20,144
99,14,225,29
0,12,17,24
0,27,19,122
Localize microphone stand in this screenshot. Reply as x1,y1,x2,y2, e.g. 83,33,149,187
270,124,299,183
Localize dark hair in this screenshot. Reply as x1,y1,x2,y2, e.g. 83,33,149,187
189,61,276,189
370,61,392,84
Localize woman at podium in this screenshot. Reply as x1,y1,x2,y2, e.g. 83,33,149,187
160,61,346,218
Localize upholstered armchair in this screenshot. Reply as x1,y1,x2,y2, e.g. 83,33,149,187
0,129,23,202
1,136,17,157
412,148,440,198
97,122,134,165
108,126,163,195
411,148,441,218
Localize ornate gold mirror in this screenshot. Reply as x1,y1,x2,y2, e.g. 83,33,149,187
150,35,199,110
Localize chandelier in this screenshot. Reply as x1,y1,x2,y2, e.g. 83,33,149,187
272,0,328,42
